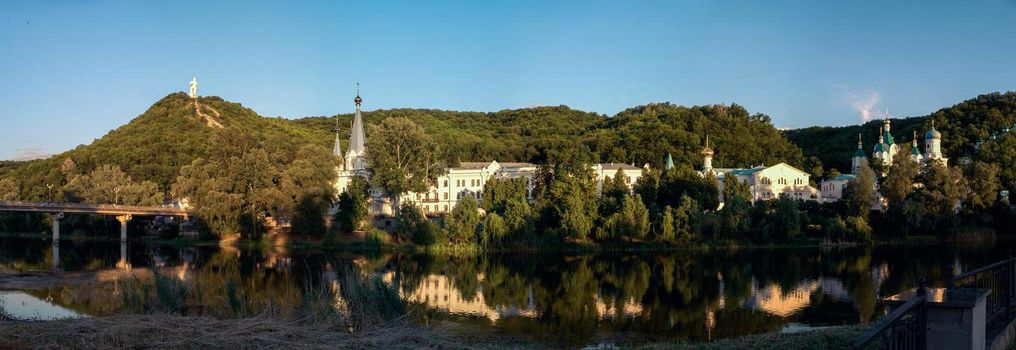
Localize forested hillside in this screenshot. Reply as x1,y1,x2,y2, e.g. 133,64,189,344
1,93,332,201
787,92,1016,189
297,102,802,170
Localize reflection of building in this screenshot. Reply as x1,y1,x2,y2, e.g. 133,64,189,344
401,274,506,321
595,297,643,320
390,272,646,322
745,278,849,317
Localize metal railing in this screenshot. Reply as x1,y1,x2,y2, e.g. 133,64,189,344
950,256,1015,323
0,200,188,216
854,287,928,350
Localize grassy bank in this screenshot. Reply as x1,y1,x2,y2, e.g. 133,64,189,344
0,315,861,349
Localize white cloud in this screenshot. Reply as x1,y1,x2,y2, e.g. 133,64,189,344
10,148,52,161
834,85,882,123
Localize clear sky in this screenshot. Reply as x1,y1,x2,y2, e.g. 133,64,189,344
2,1,1015,160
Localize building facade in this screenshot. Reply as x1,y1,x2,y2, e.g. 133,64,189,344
332,91,642,221
820,114,949,204
699,137,820,204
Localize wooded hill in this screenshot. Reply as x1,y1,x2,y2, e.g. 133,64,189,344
785,92,1016,190
4,91,1016,202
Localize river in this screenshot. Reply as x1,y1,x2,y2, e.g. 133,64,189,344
0,237,1011,346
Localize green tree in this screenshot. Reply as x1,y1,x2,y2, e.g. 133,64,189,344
603,194,650,241
397,202,439,245
503,197,535,240
0,178,19,201
772,196,801,240
445,196,481,244
538,170,598,241
64,164,163,206
722,174,750,203
843,163,877,220
334,176,369,234
718,196,751,239
881,146,920,208
365,117,443,215
657,206,676,242
916,164,969,222
672,194,699,241
291,194,328,238
966,161,1000,210
980,133,1016,193
480,212,508,248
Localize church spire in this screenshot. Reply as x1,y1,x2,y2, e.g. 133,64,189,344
332,112,342,158
348,83,366,156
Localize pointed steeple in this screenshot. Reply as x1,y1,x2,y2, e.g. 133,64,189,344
332,114,343,157
348,83,366,155
853,133,866,158
665,153,675,171
911,129,922,159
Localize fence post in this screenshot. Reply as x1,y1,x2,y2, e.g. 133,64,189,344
919,278,928,349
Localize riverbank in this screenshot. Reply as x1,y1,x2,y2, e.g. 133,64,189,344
1,230,1006,255
0,314,860,349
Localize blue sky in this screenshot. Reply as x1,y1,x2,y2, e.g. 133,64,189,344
2,1,1015,160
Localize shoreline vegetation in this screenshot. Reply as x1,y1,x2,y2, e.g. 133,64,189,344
0,230,1001,254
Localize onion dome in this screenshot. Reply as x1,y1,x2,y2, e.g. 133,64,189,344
854,134,866,158
701,135,714,156
925,120,941,140
354,82,363,107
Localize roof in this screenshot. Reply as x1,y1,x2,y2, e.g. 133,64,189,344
925,127,941,140
332,133,342,157
853,148,866,158
454,161,536,171
598,163,641,170
665,153,674,170
874,143,884,153
883,129,895,145
457,162,492,169
911,145,922,156
833,174,856,181
348,108,366,154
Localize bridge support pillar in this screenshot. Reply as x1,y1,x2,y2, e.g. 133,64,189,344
116,214,132,242
49,212,63,242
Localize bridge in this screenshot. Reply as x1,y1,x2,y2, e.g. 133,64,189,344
0,201,189,242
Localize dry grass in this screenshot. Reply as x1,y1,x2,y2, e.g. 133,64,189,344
630,326,861,350
0,314,515,350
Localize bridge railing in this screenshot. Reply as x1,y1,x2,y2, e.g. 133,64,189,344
949,256,1015,323
0,200,187,213
853,287,928,350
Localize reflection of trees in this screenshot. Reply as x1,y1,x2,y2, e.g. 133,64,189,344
9,239,1016,345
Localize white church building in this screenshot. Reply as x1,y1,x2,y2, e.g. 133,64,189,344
696,136,821,204
331,90,642,221
819,112,948,204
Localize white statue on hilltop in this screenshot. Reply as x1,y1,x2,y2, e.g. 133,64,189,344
189,77,198,98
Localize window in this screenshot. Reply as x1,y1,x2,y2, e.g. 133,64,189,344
443,180,448,187
443,205,448,211
443,193,448,199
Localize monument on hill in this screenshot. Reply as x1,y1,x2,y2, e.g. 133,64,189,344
189,77,198,98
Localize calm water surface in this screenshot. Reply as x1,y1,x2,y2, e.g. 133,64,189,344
0,237,1012,345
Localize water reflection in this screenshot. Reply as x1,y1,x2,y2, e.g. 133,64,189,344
0,237,1012,346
